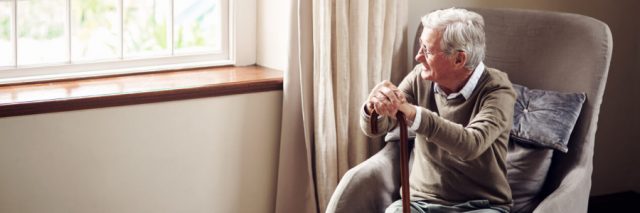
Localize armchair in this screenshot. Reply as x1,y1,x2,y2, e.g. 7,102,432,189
326,8,612,213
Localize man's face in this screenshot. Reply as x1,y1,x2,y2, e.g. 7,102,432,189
415,28,457,82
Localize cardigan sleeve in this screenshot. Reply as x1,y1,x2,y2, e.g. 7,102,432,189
415,80,516,160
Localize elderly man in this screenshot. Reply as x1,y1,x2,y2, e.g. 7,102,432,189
361,8,516,213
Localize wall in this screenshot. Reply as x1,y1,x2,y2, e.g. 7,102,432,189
0,91,283,213
0,0,291,211
234,0,257,66
257,0,291,71
409,0,640,195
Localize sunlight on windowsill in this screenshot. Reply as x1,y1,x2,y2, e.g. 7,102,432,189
0,65,283,118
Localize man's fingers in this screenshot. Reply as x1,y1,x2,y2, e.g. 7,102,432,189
373,80,390,92
379,87,400,104
368,80,403,117
381,99,401,117
374,100,388,116
394,90,407,103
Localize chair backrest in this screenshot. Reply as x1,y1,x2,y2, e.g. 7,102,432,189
413,7,612,202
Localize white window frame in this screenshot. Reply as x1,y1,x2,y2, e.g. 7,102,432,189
0,0,256,85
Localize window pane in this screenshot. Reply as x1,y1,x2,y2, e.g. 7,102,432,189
174,0,220,54
0,0,11,67
124,0,170,57
71,0,119,61
17,0,67,66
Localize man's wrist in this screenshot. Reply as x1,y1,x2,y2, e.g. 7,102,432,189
409,105,421,131
398,103,416,122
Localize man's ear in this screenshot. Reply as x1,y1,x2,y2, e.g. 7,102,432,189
455,51,467,68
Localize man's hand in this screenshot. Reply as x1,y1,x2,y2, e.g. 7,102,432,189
366,81,407,117
398,102,417,125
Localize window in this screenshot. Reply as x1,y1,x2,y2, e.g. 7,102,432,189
0,0,233,84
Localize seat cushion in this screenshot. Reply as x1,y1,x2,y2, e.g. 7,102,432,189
510,84,586,153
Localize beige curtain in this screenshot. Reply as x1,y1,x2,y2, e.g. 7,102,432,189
276,0,407,212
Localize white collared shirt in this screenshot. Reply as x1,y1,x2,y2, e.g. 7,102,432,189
433,62,485,100
407,62,485,132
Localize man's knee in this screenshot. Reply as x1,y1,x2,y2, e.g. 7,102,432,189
384,200,404,213
385,200,423,213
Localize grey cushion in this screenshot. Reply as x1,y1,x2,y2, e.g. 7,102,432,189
507,84,586,212
510,84,586,153
507,141,554,213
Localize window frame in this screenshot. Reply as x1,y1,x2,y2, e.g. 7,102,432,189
0,0,254,85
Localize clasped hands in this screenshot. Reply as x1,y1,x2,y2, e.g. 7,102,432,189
366,81,416,123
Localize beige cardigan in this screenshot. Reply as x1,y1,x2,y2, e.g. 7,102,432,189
361,66,516,209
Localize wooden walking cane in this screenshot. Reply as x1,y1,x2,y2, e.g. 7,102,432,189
370,110,410,213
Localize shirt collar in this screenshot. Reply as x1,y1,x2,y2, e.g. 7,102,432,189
434,62,485,100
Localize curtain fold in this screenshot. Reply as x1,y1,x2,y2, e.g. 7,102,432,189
274,0,317,212
276,0,407,212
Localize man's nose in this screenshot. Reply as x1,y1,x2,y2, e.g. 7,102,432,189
415,51,425,63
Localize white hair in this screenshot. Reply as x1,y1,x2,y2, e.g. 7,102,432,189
421,8,485,71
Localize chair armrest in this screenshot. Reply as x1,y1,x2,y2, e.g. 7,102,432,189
326,142,401,213
533,164,591,213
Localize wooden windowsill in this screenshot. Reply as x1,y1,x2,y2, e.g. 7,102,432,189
0,66,283,118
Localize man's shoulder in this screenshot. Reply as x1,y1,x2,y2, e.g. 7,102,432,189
475,67,516,100
481,67,513,89
484,67,511,83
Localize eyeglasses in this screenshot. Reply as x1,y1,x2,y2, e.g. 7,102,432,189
419,43,447,59
419,42,463,59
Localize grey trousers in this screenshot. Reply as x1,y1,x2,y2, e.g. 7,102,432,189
385,199,510,213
